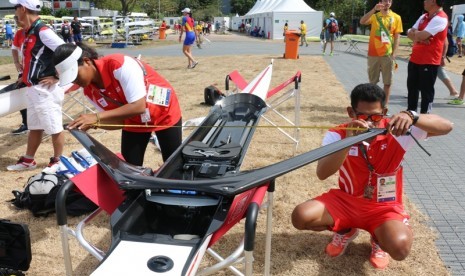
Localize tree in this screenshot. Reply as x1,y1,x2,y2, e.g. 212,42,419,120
41,7,53,16
314,0,366,34
231,0,255,15
54,8,73,18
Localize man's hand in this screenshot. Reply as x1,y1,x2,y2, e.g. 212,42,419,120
67,113,98,131
374,2,385,11
387,112,413,136
39,76,59,89
345,119,370,137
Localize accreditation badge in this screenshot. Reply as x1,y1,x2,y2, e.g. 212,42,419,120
376,173,396,202
147,84,171,107
380,31,390,44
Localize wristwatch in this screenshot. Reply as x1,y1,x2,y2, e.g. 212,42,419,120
407,110,419,125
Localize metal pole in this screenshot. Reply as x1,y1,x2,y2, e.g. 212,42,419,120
158,0,160,20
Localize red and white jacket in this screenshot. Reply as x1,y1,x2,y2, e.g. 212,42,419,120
410,10,448,65
322,119,427,204
83,54,182,132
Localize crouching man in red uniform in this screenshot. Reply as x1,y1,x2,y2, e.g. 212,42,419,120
292,83,452,269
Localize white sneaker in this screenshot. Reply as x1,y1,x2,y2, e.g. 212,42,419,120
7,157,37,171
444,95,459,100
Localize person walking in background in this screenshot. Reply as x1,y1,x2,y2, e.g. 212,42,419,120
291,83,452,270
4,20,14,47
447,69,465,105
299,20,308,47
360,0,403,106
7,0,66,171
283,22,288,42
438,66,459,99
60,19,73,43
11,15,27,135
195,20,203,49
323,12,338,55
71,16,82,43
455,14,465,57
406,0,447,114
179,8,198,69
54,43,183,165
439,34,459,100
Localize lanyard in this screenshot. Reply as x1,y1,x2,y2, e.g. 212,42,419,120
358,143,375,199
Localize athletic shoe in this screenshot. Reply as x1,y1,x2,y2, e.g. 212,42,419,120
330,52,334,56
444,95,459,100
325,228,359,257
369,239,390,269
7,157,37,171
322,52,326,56
190,61,199,69
11,124,28,135
448,98,464,105
48,157,60,167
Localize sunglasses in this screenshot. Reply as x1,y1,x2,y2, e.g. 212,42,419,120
355,113,384,122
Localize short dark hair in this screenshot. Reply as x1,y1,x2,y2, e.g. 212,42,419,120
53,42,99,67
436,0,444,6
350,83,386,109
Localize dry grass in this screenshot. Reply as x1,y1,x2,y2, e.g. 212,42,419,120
0,48,451,275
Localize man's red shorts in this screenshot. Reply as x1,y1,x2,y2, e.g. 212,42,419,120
314,189,410,236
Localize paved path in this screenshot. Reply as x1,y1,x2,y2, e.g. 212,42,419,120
3,33,462,274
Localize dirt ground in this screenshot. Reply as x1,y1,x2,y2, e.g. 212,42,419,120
0,35,456,275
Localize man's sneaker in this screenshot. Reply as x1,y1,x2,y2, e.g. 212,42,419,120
7,157,37,171
325,228,359,257
448,98,464,105
11,124,28,135
330,52,334,56
369,239,390,269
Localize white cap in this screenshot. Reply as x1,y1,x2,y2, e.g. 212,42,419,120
330,12,335,17
181,7,190,13
9,0,42,11
55,47,83,87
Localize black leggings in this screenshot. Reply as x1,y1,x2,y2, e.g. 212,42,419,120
20,108,27,126
407,62,438,114
121,118,182,166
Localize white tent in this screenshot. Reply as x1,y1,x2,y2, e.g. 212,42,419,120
243,0,323,40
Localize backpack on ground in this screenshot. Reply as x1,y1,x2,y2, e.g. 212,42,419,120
204,85,224,106
0,219,31,274
328,19,338,34
10,172,97,217
61,24,70,36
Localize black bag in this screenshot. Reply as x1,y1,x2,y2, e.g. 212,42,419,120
11,173,97,217
204,85,224,106
0,220,31,272
61,24,70,36
446,27,457,58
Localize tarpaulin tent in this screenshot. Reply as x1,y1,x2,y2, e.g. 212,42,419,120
242,0,323,40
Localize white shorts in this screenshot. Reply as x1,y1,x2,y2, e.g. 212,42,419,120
26,83,64,135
